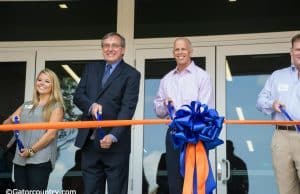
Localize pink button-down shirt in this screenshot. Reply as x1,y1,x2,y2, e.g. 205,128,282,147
154,61,215,118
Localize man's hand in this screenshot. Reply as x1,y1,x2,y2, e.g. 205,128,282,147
100,135,113,149
91,103,103,119
164,97,174,107
272,100,284,112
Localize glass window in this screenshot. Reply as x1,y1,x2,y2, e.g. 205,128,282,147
225,53,290,194
143,57,205,194
0,62,26,192
45,60,103,192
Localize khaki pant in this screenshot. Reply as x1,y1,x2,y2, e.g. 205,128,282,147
272,130,300,194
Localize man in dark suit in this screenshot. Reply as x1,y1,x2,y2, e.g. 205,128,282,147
73,32,141,194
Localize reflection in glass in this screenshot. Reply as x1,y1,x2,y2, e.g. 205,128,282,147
226,53,290,194
227,140,248,194
0,62,26,192
143,57,205,193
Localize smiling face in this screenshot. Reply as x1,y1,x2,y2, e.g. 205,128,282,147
101,35,125,64
35,72,52,96
173,38,193,70
291,39,300,71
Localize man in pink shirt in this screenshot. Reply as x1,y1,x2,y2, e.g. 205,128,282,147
154,37,215,194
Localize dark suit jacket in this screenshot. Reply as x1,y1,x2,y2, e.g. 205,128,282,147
73,60,140,153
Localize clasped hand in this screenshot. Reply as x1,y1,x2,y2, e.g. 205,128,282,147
100,135,113,149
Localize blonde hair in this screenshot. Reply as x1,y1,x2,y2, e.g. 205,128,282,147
31,68,65,121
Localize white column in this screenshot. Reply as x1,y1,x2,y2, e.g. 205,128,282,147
117,0,135,66
117,1,138,193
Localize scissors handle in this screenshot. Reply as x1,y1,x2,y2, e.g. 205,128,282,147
96,112,105,139
279,105,300,132
167,101,174,120
13,116,24,152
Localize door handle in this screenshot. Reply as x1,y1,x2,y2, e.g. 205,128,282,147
217,162,222,181
222,158,231,184
217,159,231,184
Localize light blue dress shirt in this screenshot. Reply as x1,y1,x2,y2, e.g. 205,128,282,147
106,60,120,75
104,61,120,142
256,65,300,120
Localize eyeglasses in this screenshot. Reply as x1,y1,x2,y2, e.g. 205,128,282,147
102,43,122,50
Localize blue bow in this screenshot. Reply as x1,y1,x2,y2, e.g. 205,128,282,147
169,101,224,194
169,101,224,150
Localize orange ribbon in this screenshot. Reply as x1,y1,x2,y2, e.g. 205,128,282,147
0,119,300,131
182,142,209,194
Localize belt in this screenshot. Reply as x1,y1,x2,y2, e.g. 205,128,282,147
276,125,297,131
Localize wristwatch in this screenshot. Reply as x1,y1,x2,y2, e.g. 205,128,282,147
28,148,36,157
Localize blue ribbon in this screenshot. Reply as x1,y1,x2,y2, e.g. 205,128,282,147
13,116,24,152
169,101,224,194
279,106,300,132
96,112,105,139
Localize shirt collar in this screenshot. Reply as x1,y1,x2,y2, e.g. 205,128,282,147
173,61,195,74
106,59,121,71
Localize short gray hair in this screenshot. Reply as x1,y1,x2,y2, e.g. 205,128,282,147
101,32,126,48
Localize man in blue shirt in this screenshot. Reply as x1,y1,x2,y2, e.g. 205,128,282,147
257,33,300,194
